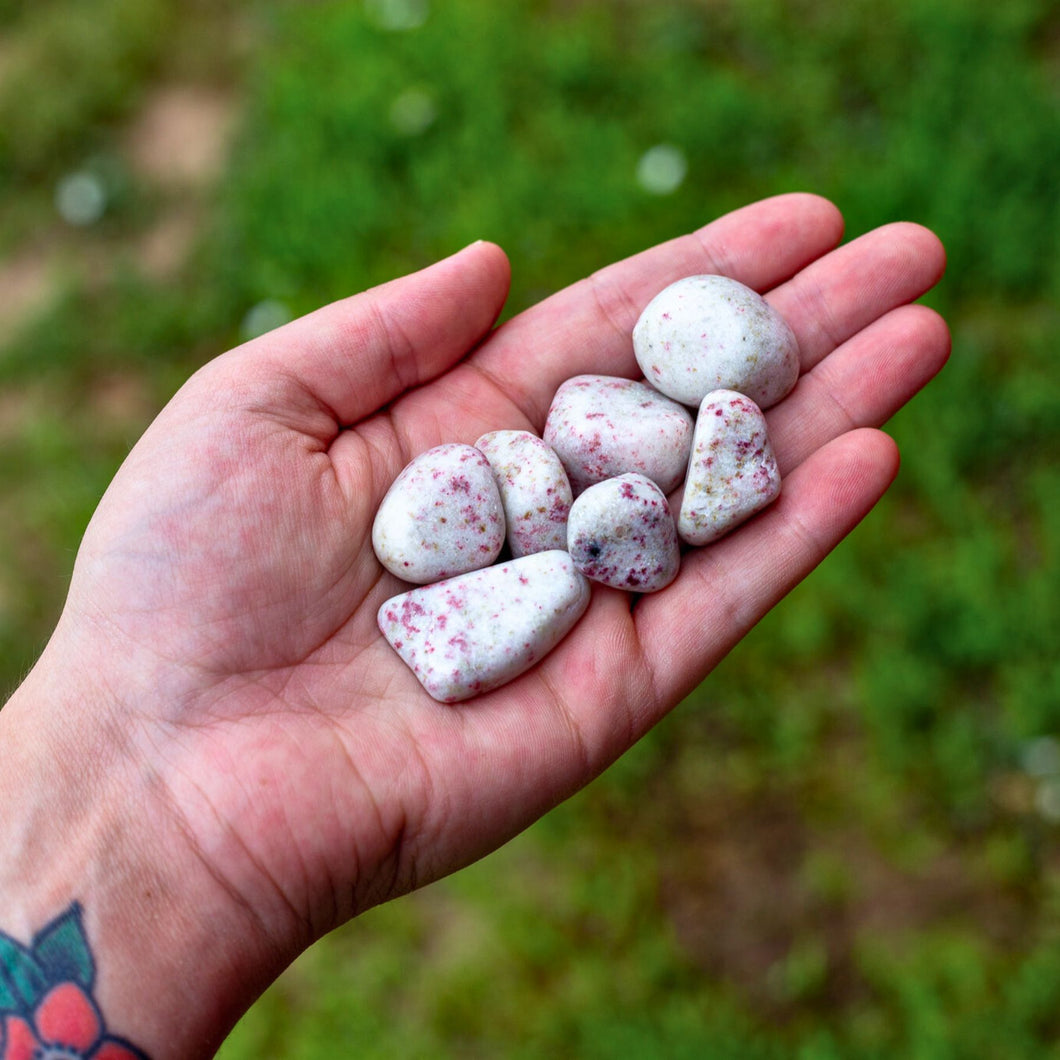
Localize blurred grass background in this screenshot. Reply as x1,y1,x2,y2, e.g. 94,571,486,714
1,0,1058,1055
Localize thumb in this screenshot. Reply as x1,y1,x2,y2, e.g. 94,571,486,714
224,240,511,428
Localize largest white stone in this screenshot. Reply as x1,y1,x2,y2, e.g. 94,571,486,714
633,274,800,410
377,550,591,703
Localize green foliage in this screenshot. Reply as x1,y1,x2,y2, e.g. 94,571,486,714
0,0,173,185
1,0,1058,1055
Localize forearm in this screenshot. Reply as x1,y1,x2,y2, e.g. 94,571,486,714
0,658,279,1060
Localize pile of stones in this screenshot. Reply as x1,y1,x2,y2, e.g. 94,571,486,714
372,275,799,702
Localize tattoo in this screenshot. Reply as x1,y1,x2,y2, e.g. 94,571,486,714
0,903,149,1060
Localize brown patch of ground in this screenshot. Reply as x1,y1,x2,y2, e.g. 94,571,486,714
122,82,239,279
124,84,237,188
0,81,238,338
134,205,204,280
85,372,159,435
0,383,49,441
0,245,58,335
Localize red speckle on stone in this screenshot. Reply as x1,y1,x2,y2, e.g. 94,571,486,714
450,475,472,493
400,598,426,634
519,574,530,585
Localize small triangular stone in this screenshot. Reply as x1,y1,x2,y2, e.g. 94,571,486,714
678,389,781,545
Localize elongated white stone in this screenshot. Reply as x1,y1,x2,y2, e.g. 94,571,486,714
633,275,800,410
377,550,591,703
543,374,694,495
567,473,680,592
678,389,781,545
475,429,572,557
372,443,505,584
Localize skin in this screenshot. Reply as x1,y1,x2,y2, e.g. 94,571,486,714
0,194,949,1058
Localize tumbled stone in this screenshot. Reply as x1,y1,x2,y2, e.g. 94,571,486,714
678,389,781,546
377,550,591,703
632,274,800,410
543,374,694,495
475,430,572,557
372,443,505,584
567,473,680,592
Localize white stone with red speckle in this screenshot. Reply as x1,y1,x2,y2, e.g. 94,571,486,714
475,430,572,557
543,374,694,495
567,473,680,592
678,389,781,546
632,274,800,410
372,443,505,584
377,549,591,703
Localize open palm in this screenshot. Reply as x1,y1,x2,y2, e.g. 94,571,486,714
21,194,947,1042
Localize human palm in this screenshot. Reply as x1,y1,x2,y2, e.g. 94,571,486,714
20,194,947,995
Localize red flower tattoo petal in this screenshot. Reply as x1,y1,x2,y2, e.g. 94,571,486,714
34,981,103,1054
93,1040,149,1060
1,1015,37,1060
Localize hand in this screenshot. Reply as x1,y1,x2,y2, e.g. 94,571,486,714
0,194,948,1057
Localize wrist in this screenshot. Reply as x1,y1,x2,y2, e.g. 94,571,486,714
0,654,285,1059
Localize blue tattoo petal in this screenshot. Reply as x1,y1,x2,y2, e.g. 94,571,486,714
33,902,95,991
0,931,48,1012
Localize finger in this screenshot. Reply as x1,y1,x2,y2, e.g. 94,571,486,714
458,192,846,429
221,240,511,431
768,303,951,474
766,221,947,372
631,427,900,711
439,428,902,792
